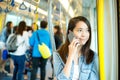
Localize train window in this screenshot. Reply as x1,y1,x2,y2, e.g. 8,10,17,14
5,14,32,26
5,14,18,26
25,18,32,26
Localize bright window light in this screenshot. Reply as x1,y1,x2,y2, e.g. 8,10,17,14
58,0,74,17
59,0,69,10
69,7,74,17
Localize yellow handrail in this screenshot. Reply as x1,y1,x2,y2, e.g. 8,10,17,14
97,0,106,80
0,14,4,33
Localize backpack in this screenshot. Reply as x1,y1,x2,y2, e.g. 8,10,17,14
7,34,18,52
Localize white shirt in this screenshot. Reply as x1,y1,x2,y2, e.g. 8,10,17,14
72,65,79,80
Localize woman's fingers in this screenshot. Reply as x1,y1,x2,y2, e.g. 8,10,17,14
68,38,80,57
71,38,80,48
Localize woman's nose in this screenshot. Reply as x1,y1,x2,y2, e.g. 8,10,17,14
81,31,86,36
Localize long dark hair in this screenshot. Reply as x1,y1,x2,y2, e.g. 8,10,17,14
54,25,63,42
16,21,26,35
58,16,94,64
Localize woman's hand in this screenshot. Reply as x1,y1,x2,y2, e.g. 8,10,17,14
63,38,80,78
68,38,80,59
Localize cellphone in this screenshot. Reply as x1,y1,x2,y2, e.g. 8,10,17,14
68,31,74,42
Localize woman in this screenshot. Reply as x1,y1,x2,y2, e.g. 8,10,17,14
54,25,63,49
10,21,29,80
53,16,99,80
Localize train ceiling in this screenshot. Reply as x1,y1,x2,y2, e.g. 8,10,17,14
0,0,96,22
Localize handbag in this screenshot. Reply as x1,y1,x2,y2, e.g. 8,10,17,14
36,32,51,59
2,49,9,60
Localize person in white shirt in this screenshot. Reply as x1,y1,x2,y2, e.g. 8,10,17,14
10,21,29,80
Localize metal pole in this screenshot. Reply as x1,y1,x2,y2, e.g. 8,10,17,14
59,3,62,28
48,0,56,52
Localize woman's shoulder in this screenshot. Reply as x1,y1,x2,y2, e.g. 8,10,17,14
53,51,64,65
91,50,99,65
93,51,98,60
53,51,60,59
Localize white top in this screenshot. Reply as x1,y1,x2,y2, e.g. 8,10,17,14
72,65,79,80
7,31,30,56
0,41,5,49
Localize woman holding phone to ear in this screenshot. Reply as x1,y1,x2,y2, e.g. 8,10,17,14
53,16,99,80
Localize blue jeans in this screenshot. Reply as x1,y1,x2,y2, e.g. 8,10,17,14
11,55,26,80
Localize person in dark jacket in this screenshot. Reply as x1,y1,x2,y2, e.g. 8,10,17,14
54,25,63,50
29,20,52,80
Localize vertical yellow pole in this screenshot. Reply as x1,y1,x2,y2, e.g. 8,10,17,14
0,13,4,33
97,0,106,80
34,5,39,31
35,5,39,23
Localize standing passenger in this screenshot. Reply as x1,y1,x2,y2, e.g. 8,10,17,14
29,20,52,80
53,16,99,80
48,25,63,80
54,25,63,50
32,22,39,31
6,26,18,75
10,21,29,80
0,21,13,74
24,26,33,80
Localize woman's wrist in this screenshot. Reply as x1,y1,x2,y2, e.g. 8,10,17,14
68,54,74,61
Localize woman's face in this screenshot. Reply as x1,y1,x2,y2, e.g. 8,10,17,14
73,21,90,46
54,28,57,33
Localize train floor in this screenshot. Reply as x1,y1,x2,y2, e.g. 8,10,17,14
0,59,53,80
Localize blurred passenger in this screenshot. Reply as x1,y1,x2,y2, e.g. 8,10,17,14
54,25,63,50
10,21,29,80
29,20,52,80
27,26,33,32
6,26,18,76
32,22,39,31
48,25,63,80
13,26,18,33
0,21,13,74
27,26,33,39
53,16,99,80
24,26,33,79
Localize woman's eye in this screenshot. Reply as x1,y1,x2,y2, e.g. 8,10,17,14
78,30,82,32
87,30,90,32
